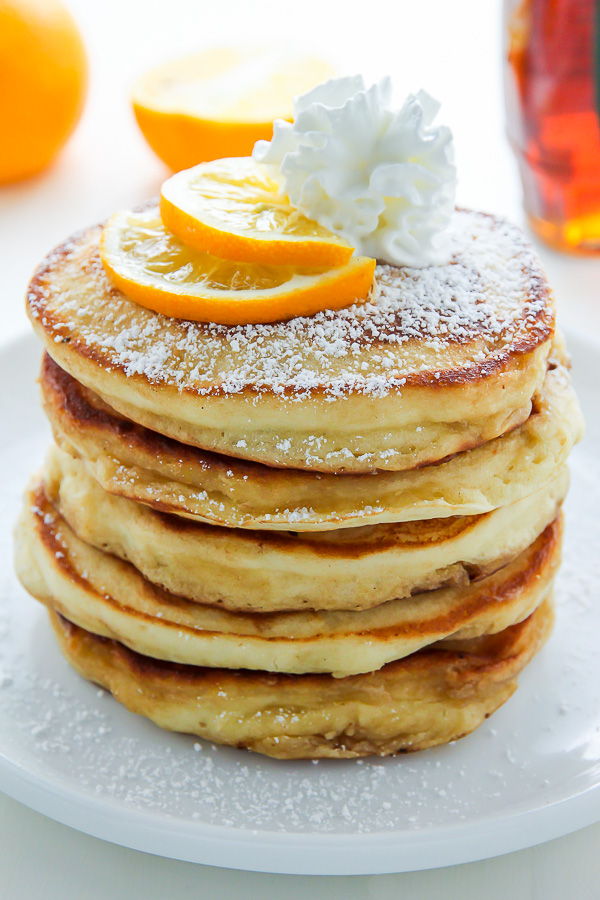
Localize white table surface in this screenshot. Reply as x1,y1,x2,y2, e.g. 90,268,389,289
2,0,600,895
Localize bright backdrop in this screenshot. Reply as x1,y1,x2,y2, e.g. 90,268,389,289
1,1,600,897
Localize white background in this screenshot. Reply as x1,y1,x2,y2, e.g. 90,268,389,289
1,0,600,896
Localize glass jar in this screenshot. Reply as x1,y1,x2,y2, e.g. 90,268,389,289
504,0,600,252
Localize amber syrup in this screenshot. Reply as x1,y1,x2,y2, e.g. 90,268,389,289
505,0,600,252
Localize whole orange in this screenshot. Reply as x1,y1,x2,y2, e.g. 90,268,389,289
0,0,88,184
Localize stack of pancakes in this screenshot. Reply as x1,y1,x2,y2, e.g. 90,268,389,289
15,209,584,759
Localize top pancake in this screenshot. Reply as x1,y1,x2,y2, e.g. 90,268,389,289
27,208,554,473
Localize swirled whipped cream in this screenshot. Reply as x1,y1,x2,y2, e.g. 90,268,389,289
253,76,457,267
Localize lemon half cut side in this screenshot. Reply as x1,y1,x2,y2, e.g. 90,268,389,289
132,48,335,171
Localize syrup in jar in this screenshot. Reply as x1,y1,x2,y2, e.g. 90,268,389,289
504,0,600,252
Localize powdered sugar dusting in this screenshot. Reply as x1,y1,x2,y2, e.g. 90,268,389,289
28,210,551,401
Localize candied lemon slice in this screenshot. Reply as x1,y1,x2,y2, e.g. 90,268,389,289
99,208,375,325
131,48,335,171
160,157,354,266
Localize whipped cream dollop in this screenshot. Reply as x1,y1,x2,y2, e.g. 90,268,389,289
253,76,457,267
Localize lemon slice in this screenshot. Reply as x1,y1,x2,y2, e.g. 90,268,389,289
99,208,375,325
132,48,335,171
160,158,354,266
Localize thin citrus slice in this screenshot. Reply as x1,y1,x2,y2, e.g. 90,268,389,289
160,158,354,266
99,208,375,325
132,48,335,171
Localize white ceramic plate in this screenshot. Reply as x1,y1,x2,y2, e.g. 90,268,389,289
0,330,599,876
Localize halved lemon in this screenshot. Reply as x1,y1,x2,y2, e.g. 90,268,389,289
132,48,335,171
99,208,375,325
160,158,354,267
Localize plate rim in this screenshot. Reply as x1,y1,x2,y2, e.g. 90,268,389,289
2,749,600,875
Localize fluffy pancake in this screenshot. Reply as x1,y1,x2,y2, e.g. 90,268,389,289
48,600,554,758
27,209,554,473
15,482,561,676
45,445,568,612
41,354,583,531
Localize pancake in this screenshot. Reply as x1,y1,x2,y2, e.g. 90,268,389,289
27,208,554,474
45,444,569,612
48,600,554,758
41,354,584,531
15,482,561,677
